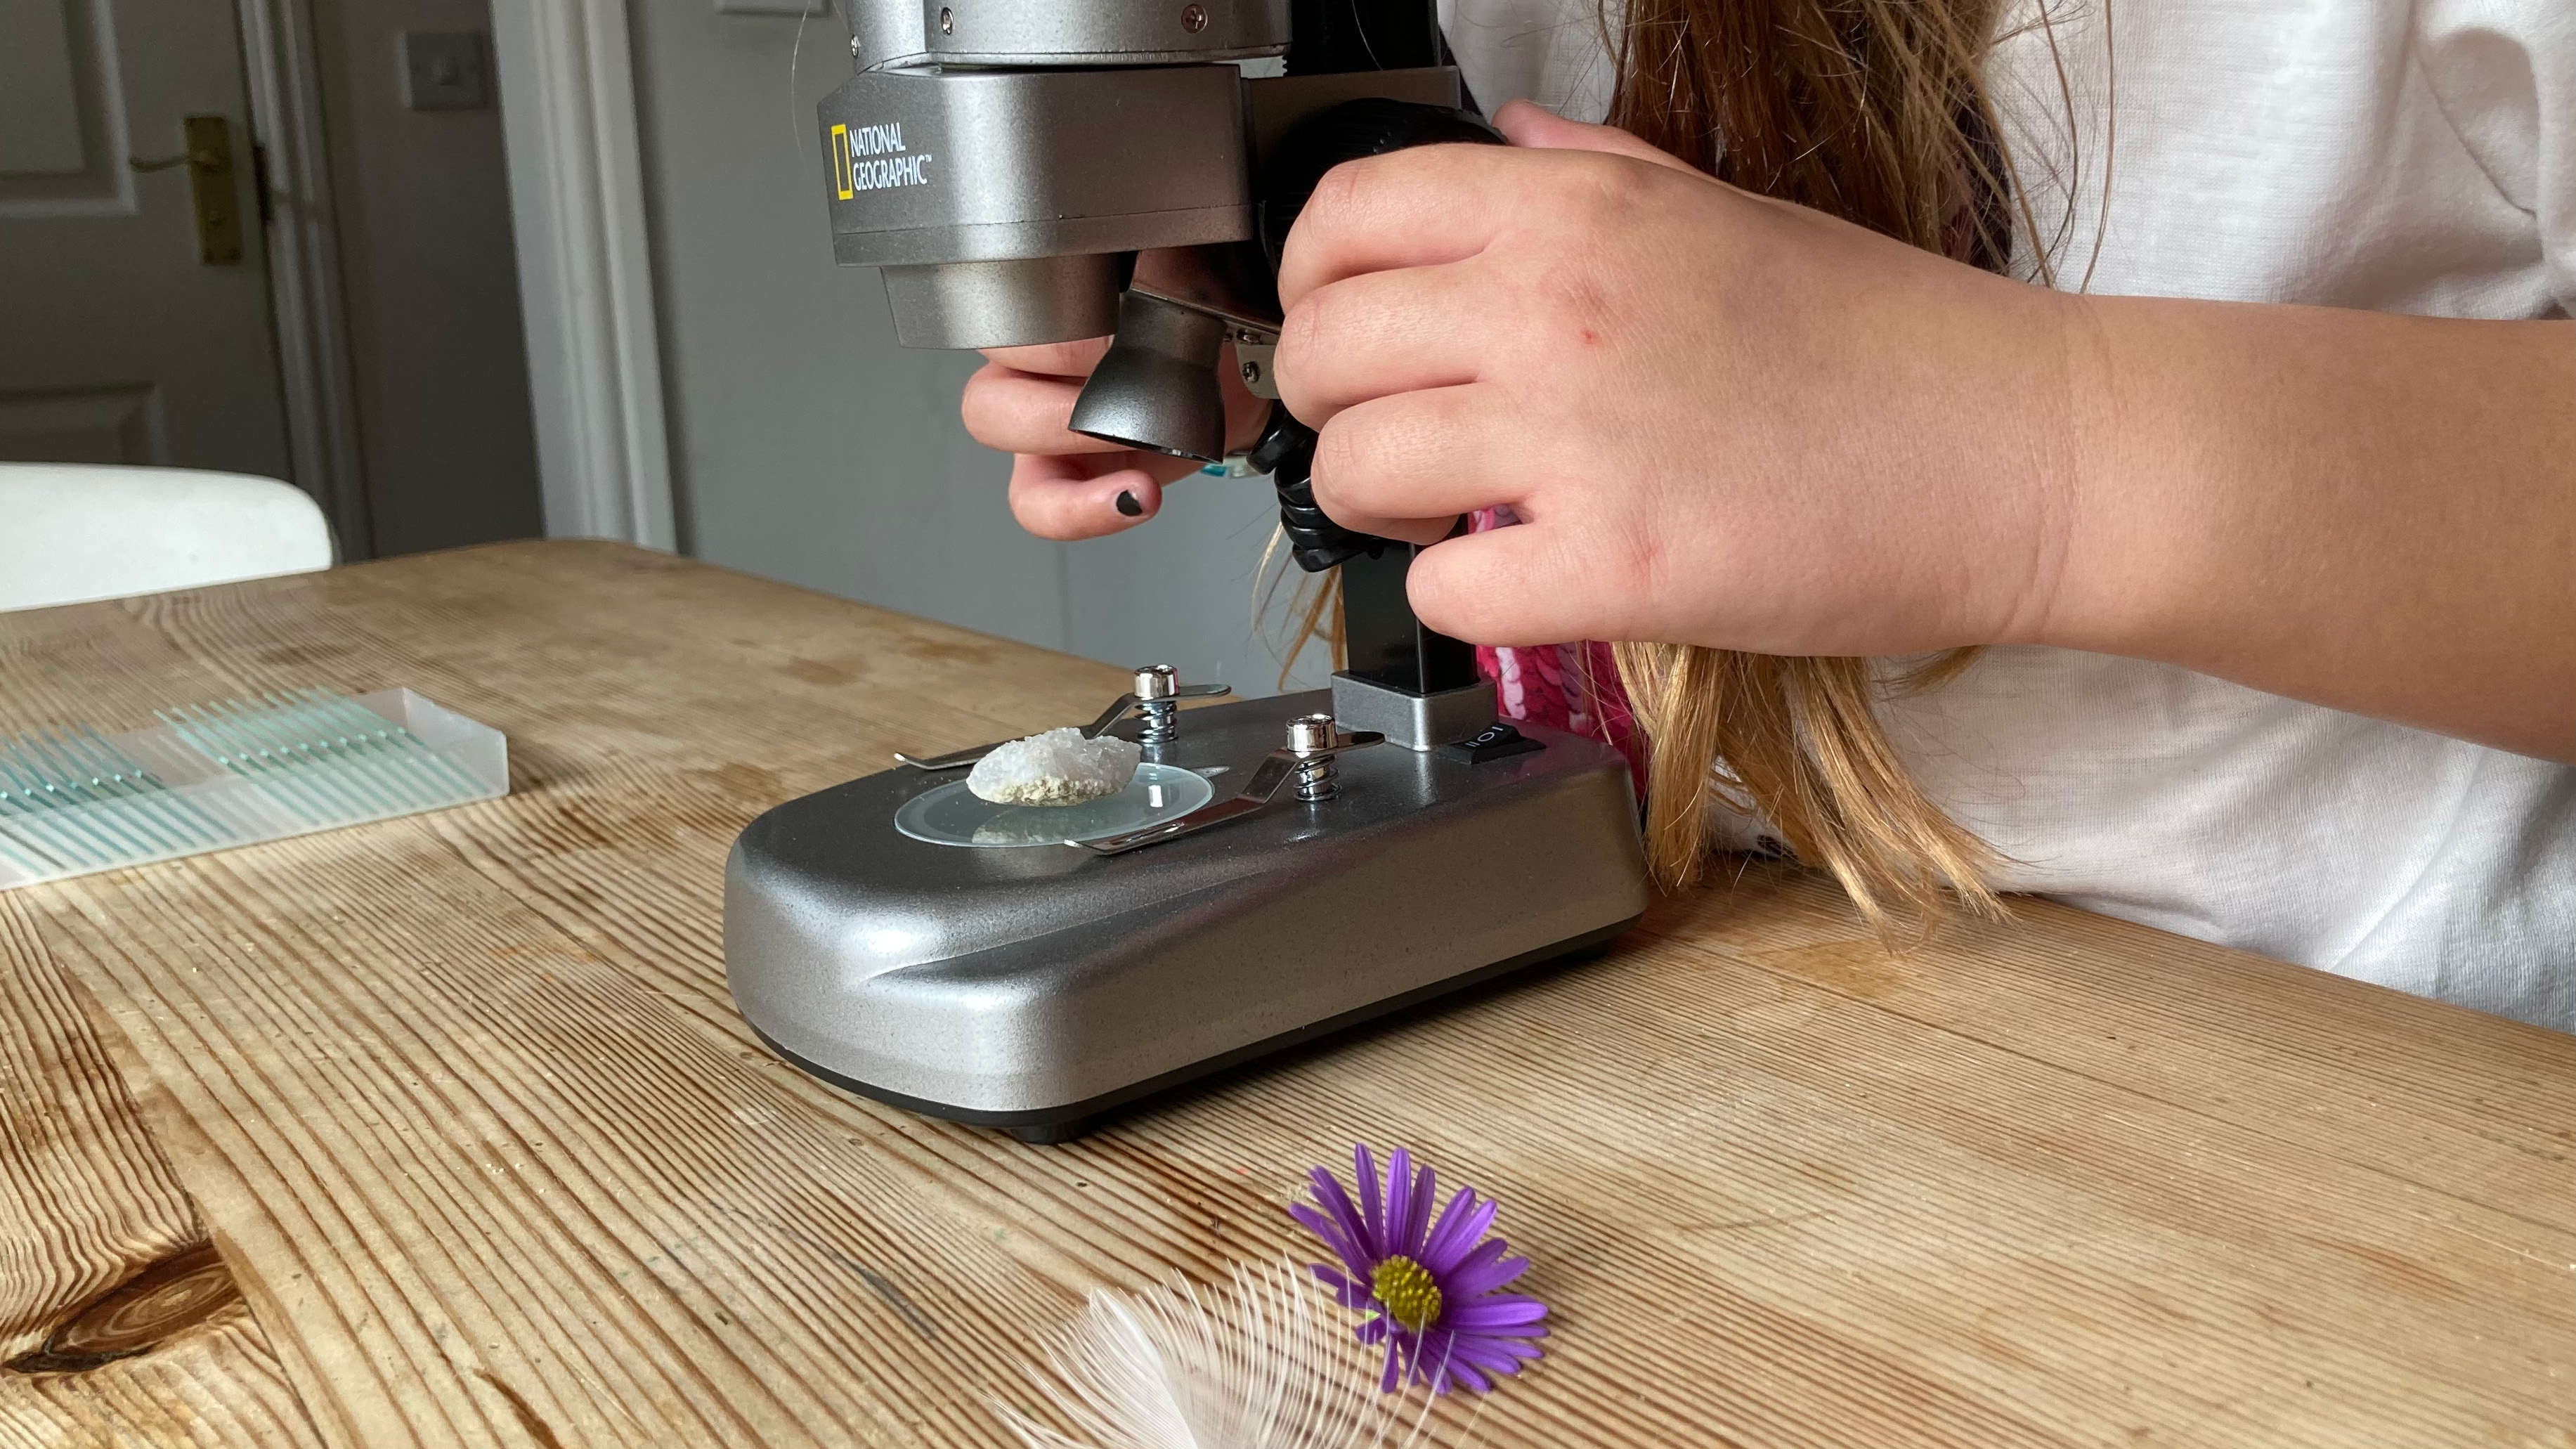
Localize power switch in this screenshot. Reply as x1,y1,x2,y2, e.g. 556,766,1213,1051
1439,722,1544,765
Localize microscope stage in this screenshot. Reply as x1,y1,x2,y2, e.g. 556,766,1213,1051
724,690,1647,1141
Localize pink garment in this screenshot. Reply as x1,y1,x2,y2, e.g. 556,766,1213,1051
1466,505,1645,792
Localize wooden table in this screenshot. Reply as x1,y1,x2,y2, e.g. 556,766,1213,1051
1,540,2569,1448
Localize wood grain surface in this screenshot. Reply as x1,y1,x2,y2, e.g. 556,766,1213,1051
1,540,2570,1448
1,783,325,1446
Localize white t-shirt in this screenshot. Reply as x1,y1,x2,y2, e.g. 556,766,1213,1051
1438,0,2576,1031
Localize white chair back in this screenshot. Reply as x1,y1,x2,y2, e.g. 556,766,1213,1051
0,463,335,613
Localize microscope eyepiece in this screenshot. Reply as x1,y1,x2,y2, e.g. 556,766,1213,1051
1067,291,1232,462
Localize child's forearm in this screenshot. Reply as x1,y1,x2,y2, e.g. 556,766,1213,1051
2038,299,2576,762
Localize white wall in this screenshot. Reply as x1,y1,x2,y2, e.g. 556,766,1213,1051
622,0,1331,696
311,0,545,557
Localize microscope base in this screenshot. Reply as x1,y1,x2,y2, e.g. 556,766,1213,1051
746,921,1629,1144
723,691,1647,1141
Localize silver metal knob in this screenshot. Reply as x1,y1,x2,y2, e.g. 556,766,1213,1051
1078,719,1384,855
1134,665,1180,744
897,666,1230,771
1287,713,1338,800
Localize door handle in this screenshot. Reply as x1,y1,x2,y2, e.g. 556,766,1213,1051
126,116,242,264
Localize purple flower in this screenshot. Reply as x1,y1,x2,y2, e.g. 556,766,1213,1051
1290,1144,1549,1394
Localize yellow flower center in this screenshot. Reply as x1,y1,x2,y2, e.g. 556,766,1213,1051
1371,1255,1443,1333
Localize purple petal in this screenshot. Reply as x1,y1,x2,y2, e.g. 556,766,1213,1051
1354,1145,1386,1251
1293,1235,1369,1294
1303,1167,1374,1260
1443,1242,1531,1300
1420,1189,1498,1275
1308,1263,1377,1311
1432,1340,1473,1392
1448,1338,1522,1366
1402,1159,1436,1259
1384,1148,1414,1261
1431,1237,1507,1295
1460,1252,1534,1299
1298,1253,1360,1284
1420,1331,1488,1393
1417,1187,1473,1265
1451,1342,1535,1378
1444,1296,1549,1329
1379,1334,1403,1393
1289,1203,1371,1279
1287,1199,1346,1248
1452,1330,1547,1364
1463,1330,1535,1361
1396,1332,1436,1394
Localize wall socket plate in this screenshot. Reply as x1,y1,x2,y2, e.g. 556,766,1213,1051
401,32,490,111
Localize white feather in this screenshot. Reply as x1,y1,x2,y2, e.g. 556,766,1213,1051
994,1258,1452,1449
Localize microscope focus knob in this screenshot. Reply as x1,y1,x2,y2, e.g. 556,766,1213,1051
1256,99,1505,573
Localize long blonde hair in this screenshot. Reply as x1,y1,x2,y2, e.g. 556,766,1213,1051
1604,0,2083,928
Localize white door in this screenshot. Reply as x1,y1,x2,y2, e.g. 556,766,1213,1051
0,0,294,476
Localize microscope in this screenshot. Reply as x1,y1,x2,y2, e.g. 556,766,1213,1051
724,0,1649,1141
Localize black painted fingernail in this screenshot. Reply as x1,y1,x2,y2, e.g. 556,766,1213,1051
1115,491,1144,517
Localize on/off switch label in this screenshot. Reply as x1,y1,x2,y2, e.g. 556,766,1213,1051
832,122,933,198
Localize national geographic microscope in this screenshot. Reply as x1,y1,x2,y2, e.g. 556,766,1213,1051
724,0,1650,1140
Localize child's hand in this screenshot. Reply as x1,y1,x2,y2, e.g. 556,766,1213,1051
961,287,1271,541
1273,100,2086,656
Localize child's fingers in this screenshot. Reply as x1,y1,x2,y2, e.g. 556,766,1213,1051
1275,143,1542,304
1276,261,1492,427
967,355,1270,459
979,337,1112,379
1007,450,1175,540
1308,385,1518,542
961,363,1133,456
1405,521,1612,646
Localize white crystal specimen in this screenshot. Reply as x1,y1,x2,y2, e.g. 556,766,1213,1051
967,727,1141,806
